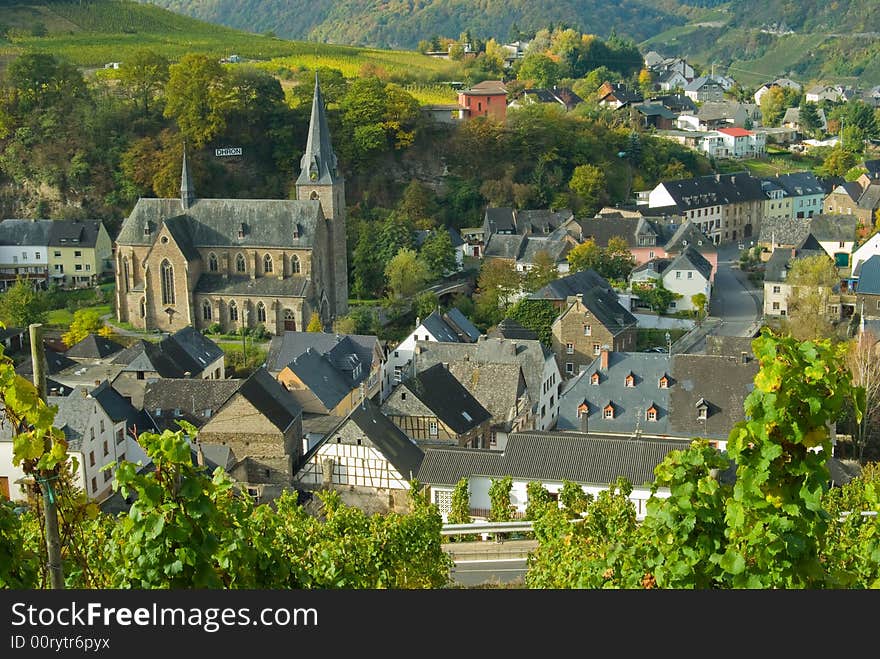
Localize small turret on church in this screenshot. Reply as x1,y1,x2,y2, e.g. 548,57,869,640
296,73,349,319
180,145,195,211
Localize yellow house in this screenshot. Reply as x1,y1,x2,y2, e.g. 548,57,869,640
48,220,112,288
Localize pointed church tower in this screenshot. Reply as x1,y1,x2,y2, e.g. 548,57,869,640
296,73,348,319
180,144,195,211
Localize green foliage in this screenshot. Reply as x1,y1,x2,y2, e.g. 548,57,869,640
385,247,430,300
566,236,635,281
632,280,681,314
0,500,38,588
419,229,457,279
163,53,231,147
505,298,557,346
414,291,439,320
61,308,113,348
488,475,514,522
523,250,558,293
0,278,46,328
525,481,554,521
306,312,323,332
782,253,840,341
448,477,471,525
474,259,522,327
559,480,591,516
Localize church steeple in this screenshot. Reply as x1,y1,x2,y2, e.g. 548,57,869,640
180,144,195,210
296,73,339,186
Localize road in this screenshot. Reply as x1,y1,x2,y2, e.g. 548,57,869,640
450,558,528,587
708,242,763,338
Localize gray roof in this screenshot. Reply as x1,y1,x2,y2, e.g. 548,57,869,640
399,363,491,434
116,198,323,251
555,289,637,337
663,220,715,254
558,352,674,434
657,173,765,212
143,379,242,431
530,269,612,301
489,318,539,341
484,207,516,234
234,367,302,433
53,388,97,450
15,350,77,377
442,361,527,432
443,308,480,342
0,219,52,246
667,354,758,438
696,101,743,121
635,103,676,119
47,219,105,248
195,273,310,298
666,246,713,281
685,76,723,92
483,233,524,259
758,216,812,247
807,214,859,243
417,431,689,488
422,310,466,343
296,76,339,187
316,397,424,481
412,336,554,416
110,328,223,378
266,331,380,375
858,184,880,210
856,254,880,294
519,236,570,264
763,244,827,283
285,347,355,411
64,334,124,360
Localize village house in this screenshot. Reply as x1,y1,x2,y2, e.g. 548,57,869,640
716,127,766,159
683,76,725,103
754,78,802,104
482,233,573,275
851,232,880,275
508,86,584,112
48,219,113,288
410,334,561,437
806,214,860,273
597,82,643,109
381,363,492,449
142,378,242,433
0,219,51,291
824,178,880,228
781,106,827,135
293,396,425,515
854,255,880,319
197,367,303,502
762,236,843,319
457,80,507,121
629,245,713,313
550,291,638,378
114,77,348,335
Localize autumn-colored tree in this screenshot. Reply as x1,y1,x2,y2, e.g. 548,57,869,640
163,54,231,148
116,49,169,115
783,253,840,341
62,308,114,348
306,312,323,332
385,248,430,300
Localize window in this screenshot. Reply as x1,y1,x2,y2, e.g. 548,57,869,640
429,421,438,436
161,260,175,305
698,407,707,420
772,301,780,311
566,342,574,354
263,254,273,273
54,251,61,257
625,374,634,388
122,257,130,292
174,408,181,417
202,301,212,321
393,366,402,384
434,489,453,516
75,264,82,271
772,285,781,294
74,250,82,257
593,343,600,355
401,392,407,401
604,407,614,419
647,409,657,421
103,440,109,456
228,301,238,321
139,297,146,319
659,377,668,389
675,271,681,279
100,419,104,433
566,362,574,374
154,409,162,417
590,373,599,385
89,451,95,467
104,470,112,483
91,477,97,493
687,271,693,279
116,428,125,444
584,325,591,336
35,252,40,259
257,302,266,323
291,255,300,274
236,253,246,273
208,253,218,272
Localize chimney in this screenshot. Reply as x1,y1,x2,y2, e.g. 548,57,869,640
442,362,449,370
600,348,609,371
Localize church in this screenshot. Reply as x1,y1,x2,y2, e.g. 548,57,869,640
114,77,348,335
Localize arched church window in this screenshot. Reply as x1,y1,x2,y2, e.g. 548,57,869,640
122,257,130,293
236,253,246,273
208,253,218,272
310,191,319,200
228,300,238,322
263,254,273,274
202,301,212,321
257,302,266,323
139,297,146,319
161,260,175,305
283,308,296,331
291,255,301,274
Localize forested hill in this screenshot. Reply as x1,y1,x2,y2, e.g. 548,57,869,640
140,0,689,49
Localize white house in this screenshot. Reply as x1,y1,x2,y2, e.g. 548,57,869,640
630,246,713,313
1,427,87,502
0,219,51,291
716,127,766,159
384,308,481,394
852,233,880,276
417,431,679,522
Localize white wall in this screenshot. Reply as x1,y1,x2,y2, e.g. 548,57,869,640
0,244,47,268
0,441,86,502
853,234,880,274
662,269,711,311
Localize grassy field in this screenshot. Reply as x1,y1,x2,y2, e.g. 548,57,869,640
45,303,112,328
0,1,464,87
727,34,825,87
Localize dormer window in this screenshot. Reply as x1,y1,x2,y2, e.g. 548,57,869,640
659,375,669,389
624,373,635,388
238,223,247,239
143,223,151,236
603,403,614,420
292,224,300,239
646,406,658,422
696,397,709,420
577,402,589,418
590,372,600,386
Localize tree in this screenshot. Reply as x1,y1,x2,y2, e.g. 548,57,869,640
377,212,414,266
845,331,880,462
488,475,514,522
419,229,457,280
163,54,231,148
414,290,439,319
604,236,636,281
783,253,840,341
559,480,591,516
116,49,169,115
397,180,439,230
340,78,419,163
474,259,521,326
448,478,471,525
0,278,45,328
632,280,680,313
523,250,558,292
759,86,789,127
62,308,113,348
351,223,384,299
385,248,430,300
306,312,323,332
819,146,857,177
691,292,708,321
568,164,606,218
798,101,822,139
566,239,602,274
506,298,557,346
516,53,560,88
525,481,554,520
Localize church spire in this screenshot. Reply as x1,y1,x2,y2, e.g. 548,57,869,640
296,72,339,186
180,143,195,210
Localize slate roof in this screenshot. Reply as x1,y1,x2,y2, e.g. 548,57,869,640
757,216,813,247
266,330,379,374
634,103,677,119
111,328,223,378
489,318,539,341
519,236,570,264
763,244,827,283
696,101,744,121
400,363,491,434
484,207,517,234
650,93,696,113
53,388,97,450
657,173,765,212
858,184,880,210
143,379,242,431
116,198,323,251
412,336,553,417
417,431,689,488
234,367,302,433
685,76,724,92
15,350,77,376
195,274,310,298
557,352,674,434
667,354,758,438
47,219,105,248
64,334,124,360
317,397,425,482
555,288,637,337
663,220,715,254
482,233,524,259
0,219,52,247
285,348,354,411
856,254,880,295
530,269,613,301
90,380,156,435
807,214,859,243
444,361,527,432
666,246,713,281
442,308,481,342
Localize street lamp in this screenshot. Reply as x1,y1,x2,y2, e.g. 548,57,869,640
665,331,671,356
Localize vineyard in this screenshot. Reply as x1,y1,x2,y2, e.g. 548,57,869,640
0,1,465,86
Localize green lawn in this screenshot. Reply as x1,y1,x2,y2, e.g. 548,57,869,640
45,304,112,328
636,328,687,351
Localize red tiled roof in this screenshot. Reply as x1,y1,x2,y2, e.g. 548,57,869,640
717,127,753,137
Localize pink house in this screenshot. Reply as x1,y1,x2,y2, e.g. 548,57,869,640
458,80,507,122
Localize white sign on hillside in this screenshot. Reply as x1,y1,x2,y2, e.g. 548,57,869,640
215,147,243,157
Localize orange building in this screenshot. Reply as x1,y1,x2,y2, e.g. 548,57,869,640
457,80,507,122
